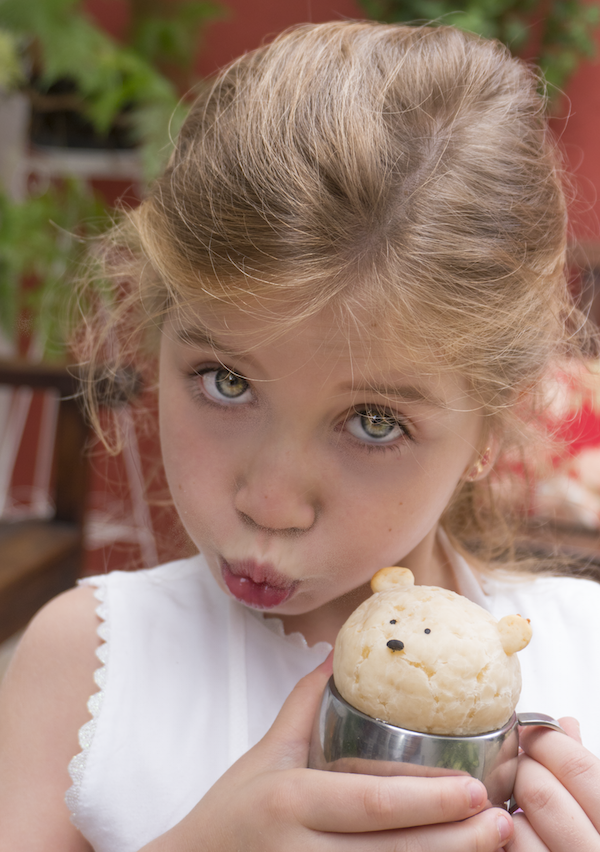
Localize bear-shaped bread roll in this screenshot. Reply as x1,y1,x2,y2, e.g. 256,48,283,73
333,567,532,736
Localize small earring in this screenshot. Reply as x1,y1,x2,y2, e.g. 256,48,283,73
465,448,492,481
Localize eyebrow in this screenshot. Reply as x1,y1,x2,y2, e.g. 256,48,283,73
176,324,449,409
340,382,449,409
175,324,248,359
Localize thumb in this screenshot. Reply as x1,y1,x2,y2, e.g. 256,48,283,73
261,651,333,768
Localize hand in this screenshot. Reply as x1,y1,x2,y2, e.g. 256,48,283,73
506,717,600,850
142,654,512,851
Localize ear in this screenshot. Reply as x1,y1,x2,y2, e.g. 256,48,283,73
497,614,532,655
371,566,415,593
462,439,499,483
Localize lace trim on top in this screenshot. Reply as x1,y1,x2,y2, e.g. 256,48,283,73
255,610,333,655
65,582,108,828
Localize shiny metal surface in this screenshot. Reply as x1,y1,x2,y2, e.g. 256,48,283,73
308,678,562,805
516,712,565,733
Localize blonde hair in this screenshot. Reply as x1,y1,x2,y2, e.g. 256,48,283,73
76,21,595,564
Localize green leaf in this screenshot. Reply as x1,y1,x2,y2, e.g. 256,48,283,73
132,1,224,70
354,0,600,93
0,26,23,88
0,179,110,356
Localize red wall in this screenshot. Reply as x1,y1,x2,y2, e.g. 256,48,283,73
552,41,600,242
195,0,363,75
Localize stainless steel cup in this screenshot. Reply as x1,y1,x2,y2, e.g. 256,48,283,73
308,677,563,806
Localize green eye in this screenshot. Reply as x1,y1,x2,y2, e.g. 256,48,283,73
202,368,252,403
215,369,248,398
361,411,396,439
347,409,405,443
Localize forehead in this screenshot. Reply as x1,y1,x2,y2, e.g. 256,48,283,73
167,298,476,409
171,296,425,367
175,302,377,359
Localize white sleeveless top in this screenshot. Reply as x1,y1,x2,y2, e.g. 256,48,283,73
65,542,600,852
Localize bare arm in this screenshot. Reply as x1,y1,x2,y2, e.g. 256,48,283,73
0,585,100,851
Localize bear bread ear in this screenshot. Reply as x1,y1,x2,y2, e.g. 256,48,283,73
371,567,415,593
497,614,532,655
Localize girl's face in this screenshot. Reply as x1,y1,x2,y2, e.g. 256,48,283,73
159,303,485,643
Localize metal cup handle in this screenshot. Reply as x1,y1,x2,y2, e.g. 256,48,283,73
516,712,565,734
508,713,565,813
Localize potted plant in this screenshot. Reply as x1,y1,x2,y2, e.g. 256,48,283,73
0,0,224,358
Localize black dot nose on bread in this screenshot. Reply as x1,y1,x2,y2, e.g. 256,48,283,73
386,639,404,652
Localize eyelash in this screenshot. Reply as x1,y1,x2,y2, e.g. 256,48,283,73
189,365,415,453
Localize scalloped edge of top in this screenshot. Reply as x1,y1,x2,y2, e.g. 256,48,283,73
255,609,332,655
64,581,109,828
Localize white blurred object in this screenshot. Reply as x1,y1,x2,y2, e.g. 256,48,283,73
535,473,600,530
533,447,600,530
0,89,28,199
83,408,158,570
570,447,600,493
84,502,144,549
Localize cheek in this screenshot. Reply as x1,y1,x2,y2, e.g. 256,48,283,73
330,479,417,557
344,448,463,519
159,392,221,504
162,427,223,497
160,433,227,549
334,457,464,561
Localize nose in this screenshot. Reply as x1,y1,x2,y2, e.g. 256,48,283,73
234,440,318,534
387,639,405,652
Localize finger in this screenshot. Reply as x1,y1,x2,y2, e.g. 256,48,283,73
282,769,489,832
518,725,600,833
504,812,549,851
259,652,333,767
318,807,513,852
558,716,582,744
513,753,600,852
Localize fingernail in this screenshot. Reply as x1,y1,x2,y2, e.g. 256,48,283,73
497,813,513,843
467,780,486,809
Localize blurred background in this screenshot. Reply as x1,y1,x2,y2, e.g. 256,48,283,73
0,0,600,664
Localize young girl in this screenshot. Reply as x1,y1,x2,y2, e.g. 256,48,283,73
1,20,600,852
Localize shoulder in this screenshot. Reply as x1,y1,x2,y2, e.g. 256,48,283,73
485,573,600,755
483,572,600,651
482,572,600,672
0,586,98,850
483,570,600,612
9,584,101,713
81,555,227,634
82,554,213,601
22,581,100,655
0,583,100,737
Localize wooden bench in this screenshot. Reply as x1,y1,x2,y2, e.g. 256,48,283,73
0,361,88,643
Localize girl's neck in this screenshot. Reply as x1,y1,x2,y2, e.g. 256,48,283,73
271,526,459,647
404,527,458,592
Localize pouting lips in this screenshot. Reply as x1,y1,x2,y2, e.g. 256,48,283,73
221,560,298,609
